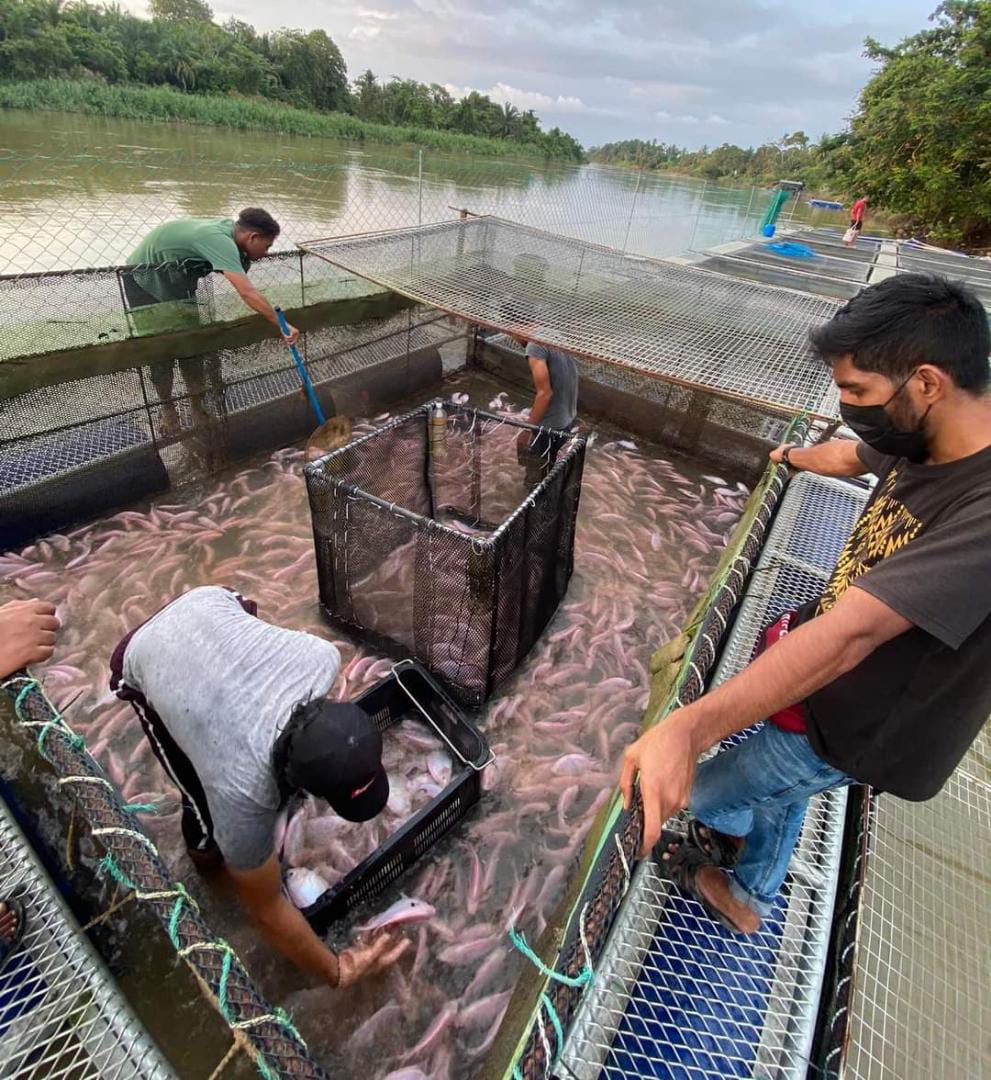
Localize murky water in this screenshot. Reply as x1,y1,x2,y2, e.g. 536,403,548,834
0,369,749,1077
0,110,845,274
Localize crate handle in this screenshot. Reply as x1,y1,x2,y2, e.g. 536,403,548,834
391,660,494,773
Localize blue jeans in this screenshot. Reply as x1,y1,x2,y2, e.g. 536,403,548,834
689,723,853,917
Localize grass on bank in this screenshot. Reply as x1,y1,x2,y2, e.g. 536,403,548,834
0,79,574,161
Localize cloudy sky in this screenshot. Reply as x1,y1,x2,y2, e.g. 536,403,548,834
125,0,936,148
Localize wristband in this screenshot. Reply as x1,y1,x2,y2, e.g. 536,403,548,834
781,444,797,467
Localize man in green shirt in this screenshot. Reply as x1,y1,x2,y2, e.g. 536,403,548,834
124,208,299,446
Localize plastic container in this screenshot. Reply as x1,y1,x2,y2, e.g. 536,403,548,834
300,659,492,931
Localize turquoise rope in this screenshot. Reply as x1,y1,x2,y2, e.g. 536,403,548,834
98,852,138,891
507,925,593,989
123,802,158,814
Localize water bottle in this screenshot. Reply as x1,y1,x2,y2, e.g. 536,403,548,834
429,401,448,458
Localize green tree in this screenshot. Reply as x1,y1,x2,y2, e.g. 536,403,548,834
849,1,991,246
268,28,348,112
148,0,212,21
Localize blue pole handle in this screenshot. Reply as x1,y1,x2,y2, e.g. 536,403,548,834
275,306,326,425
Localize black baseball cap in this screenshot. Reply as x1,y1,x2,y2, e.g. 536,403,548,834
284,702,389,822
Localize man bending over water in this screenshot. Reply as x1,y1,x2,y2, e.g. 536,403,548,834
124,209,300,456
622,273,991,933
110,586,408,986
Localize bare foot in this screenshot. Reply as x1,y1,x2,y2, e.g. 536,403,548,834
694,866,762,934
694,824,744,859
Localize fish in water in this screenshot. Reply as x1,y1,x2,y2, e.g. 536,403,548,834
6,387,750,1077
305,416,353,461
285,867,330,909
356,896,437,936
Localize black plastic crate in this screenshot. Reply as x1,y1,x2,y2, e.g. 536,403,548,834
300,659,492,932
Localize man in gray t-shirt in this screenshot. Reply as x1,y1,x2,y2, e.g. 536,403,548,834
502,303,580,486
110,586,408,988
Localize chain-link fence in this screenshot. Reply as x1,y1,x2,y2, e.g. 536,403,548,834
0,142,806,276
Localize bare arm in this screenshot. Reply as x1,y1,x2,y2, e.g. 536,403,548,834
769,438,867,478
223,272,298,344
228,855,409,985
620,586,912,854
526,356,553,426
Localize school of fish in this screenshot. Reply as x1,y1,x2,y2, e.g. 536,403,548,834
0,371,749,1078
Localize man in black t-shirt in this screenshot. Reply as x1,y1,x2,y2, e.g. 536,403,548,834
621,273,991,934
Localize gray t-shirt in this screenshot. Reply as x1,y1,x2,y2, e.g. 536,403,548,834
526,342,579,431
120,587,340,869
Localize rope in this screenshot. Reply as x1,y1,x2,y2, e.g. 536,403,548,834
1,671,324,1080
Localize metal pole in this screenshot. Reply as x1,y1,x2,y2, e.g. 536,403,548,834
743,184,756,237
417,149,424,226
621,168,643,253
690,178,707,252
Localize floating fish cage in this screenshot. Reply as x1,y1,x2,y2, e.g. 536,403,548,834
304,402,587,706
0,244,473,550
301,660,491,931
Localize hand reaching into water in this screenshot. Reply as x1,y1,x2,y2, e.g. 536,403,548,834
0,599,60,679
620,716,699,857
337,932,411,988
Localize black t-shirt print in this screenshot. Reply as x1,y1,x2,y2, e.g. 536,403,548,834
799,440,991,800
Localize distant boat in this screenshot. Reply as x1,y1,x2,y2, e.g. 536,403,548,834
808,198,844,211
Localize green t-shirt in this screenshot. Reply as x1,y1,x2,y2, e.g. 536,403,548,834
128,218,249,303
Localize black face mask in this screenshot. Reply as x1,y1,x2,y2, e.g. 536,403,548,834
840,372,932,463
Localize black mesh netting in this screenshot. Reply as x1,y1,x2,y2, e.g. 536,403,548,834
304,402,586,706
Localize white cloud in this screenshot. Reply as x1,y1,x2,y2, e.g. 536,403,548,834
706,113,730,126
445,80,617,116
349,23,382,39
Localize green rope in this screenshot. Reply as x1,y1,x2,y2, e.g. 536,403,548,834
167,886,196,949
123,802,159,814
98,852,138,891
540,991,565,1053
507,925,592,989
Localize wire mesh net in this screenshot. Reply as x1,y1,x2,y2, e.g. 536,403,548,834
1,306,465,550
557,471,869,1080
0,792,174,1080
0,249,384,363
299,217,841,419
842,725,991,1080
0,142,783,276
304,402,586,706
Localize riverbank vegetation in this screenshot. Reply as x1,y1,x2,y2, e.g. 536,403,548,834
591,2,990,249
0,0,584,160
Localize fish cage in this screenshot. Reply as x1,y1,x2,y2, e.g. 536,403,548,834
304,403,587,706
0,292,468,550
301,660,492,931
298,216,842,422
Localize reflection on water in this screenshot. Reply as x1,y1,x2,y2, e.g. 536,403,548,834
0,109,845,274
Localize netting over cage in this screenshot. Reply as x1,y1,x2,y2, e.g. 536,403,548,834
304,402,586,706
299,216,842,419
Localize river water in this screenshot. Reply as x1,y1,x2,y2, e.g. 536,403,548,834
0,110,846,274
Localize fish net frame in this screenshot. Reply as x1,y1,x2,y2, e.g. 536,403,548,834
297,216,842,421
487,414,809,1080
0,674,327,1080
304,401,587,707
